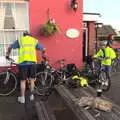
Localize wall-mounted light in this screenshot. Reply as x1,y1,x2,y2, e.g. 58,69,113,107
70,0,78,12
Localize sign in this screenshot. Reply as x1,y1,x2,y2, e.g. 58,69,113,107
66,28,80,39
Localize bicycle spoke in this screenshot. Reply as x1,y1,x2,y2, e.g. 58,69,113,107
35,72,53,96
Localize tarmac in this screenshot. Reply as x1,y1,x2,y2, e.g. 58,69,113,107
0,70,120,120
104,71,120,105
0,90,38,120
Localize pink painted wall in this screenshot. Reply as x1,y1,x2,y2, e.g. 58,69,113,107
29,0,83,68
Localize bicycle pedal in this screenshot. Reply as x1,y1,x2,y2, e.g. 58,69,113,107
94,109,100,117
84,106,91,110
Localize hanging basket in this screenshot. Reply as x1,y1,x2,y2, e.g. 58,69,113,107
40,19,60,36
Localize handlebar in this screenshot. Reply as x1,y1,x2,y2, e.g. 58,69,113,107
42,56,48,60
93,57,109,61
56,59,66,63
5,57,16,65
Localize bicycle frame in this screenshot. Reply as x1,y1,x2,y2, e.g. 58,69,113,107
40,59,70,81
3,59,19,82
3,69,12,85
35,59,77,97
88,58,111,92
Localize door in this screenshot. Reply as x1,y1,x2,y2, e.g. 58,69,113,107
83,28,88,61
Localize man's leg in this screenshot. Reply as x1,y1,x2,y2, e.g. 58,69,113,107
30,78,35,93
107,65,112,77
18,80,26,103
29,64,36,101
18,65,27,103
20,80,26,97
29,78,35,101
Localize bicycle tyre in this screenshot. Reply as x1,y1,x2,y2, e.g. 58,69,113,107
97,71,111,92
35,72,54,96
112,59,117,72
112,58,120,73
0,72,17,96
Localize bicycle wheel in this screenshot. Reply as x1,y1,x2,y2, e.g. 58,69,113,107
0,72,17,96
97,71,111,92
112,59,117,72
35,71,54,96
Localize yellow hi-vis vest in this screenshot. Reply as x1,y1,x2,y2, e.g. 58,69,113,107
72,75,88,87
18,36,38,64
93,47,116,65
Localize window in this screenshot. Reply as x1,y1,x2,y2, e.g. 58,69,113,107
0,1,29,66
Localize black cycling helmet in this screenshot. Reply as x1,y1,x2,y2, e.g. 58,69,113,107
23,31,30,36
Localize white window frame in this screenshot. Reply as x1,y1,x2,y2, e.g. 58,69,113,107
0,1,29,66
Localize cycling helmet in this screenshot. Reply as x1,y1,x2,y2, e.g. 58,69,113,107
100,40,107,46
23,31,29,36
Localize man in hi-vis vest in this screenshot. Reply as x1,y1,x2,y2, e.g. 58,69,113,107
6,31,46,103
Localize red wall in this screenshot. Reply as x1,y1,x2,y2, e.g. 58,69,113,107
29,0,83,68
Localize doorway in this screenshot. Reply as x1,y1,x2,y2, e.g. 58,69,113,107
83,28,88,61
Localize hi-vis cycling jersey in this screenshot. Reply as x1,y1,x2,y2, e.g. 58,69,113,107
93,46,116,65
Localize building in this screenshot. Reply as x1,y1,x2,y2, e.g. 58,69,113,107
83,12,102,57
0,0,83,69
97,25,117,38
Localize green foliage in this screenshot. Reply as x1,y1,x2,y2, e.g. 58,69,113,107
115,36,120,41
41,20,60,36
99,36,120,42
99,37,107,41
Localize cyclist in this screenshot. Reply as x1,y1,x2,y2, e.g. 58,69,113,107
106,34,113,47
5,31,46,103
93,40,116,77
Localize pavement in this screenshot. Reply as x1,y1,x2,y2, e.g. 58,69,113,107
0,70,120,120
0,88,79,120
0,90,38,120
104,71,120,105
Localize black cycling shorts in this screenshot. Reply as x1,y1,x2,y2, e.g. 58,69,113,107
18,64,36,80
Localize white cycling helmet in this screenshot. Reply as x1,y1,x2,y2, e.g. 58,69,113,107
100,40,107,46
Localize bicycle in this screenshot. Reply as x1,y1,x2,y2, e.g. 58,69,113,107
83,56,111,92
0,58,18,96
83,55,96,77
92,58,111,92
0,57,53,96
35,58,79,96
112,48,120,73
112,58,120,72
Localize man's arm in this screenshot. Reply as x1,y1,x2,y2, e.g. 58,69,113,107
36,42,47,59
93,49,102,58
6,45,12,59
5,40,19,59
41,48,47,60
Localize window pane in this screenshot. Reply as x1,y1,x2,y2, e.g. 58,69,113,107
14,3,29,29
4,3,15,29
0,31,5,43
0,3,4,29
0,44,4,56
0,1,29,66
0,2,29,30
